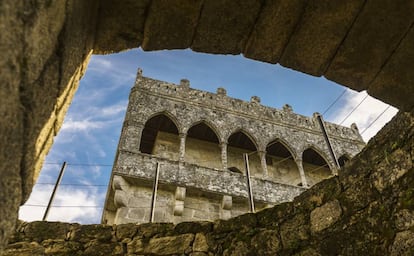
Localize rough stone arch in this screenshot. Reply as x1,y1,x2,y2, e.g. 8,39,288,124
143,110,182,134
265,137,299,161
226,128,259,152
184,119,222,143
301,145,333,168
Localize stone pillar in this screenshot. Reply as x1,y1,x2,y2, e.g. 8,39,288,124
220,195,232,220
258,150,268,178
119,120,145,153
295,159,308,188
220,142,228,170
179,133,187,162
174,187,186,216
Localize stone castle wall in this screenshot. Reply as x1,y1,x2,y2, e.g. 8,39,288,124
103,74,365,225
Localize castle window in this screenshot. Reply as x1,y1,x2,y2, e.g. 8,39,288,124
302,148,332,186
185,121,221,169
139,114,179,159
266,140,299,186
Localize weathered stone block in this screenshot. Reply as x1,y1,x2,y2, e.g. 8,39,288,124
390,230,414,256
280,214,309,251
144,234,194,255
23,221,71,243
69,224,113,243
310,199,342,233
193,233,209,252
174,221,212,235
142,0,203,50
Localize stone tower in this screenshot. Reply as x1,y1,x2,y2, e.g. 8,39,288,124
102,70,365,225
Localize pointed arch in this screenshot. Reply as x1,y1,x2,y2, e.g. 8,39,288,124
184,120,221,169
227,129,258,152
227,129,260,176
265,138,300,186
145,110,180,132
186,120,220,143
302,147,332,186
266,138,296,159
139,112,180,157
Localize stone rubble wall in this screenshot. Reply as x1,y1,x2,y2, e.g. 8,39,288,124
5,110,414,255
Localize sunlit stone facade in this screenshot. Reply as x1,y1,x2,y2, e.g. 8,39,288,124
102,70,365,225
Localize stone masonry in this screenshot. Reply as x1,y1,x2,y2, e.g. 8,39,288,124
102,71,365,225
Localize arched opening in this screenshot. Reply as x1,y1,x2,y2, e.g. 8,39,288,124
338,155,350,168
139,113,179,160
227,131,260,176
266,140,300,186
185,122,221,169
302,148,332,186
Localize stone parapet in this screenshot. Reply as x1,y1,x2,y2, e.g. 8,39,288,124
113,151,305,204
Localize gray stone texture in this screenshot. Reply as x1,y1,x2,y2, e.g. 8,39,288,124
2,0,414,253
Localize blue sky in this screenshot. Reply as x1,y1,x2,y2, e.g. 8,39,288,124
19,48,398,224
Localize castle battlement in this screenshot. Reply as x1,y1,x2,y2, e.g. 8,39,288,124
133,73,363,143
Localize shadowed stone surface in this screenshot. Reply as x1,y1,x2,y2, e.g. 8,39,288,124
325,0,414,91
280,0,364,76
142,0,203,50
243,0,306,63
192,0,262,54
94,0,150,54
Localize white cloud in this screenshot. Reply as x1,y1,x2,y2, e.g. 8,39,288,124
19,184,104,224
328,90,398,142
61,118,107,132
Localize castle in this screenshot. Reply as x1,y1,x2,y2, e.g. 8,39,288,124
102,70,365,225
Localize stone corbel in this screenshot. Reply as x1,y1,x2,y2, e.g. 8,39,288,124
220,195,232,220
174,187,186,216
113,175,129,208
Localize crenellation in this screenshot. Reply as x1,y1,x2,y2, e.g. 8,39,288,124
135,76,363,143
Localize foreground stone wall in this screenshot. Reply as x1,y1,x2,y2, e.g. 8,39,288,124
2,0,414,252
0,0,99,250
5,110,414,255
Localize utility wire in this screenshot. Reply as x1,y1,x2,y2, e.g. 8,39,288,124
339,94,369,125
322,88,347,115
36,182,108,187
361,106,391,135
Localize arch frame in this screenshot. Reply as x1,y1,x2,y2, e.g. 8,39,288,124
184,119,223,143
226,128,259,152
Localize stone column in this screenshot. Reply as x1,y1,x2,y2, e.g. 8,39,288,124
119,120,145,153
258,150,268,178
295,159,308,188
179,133,187,162
220,142,228,170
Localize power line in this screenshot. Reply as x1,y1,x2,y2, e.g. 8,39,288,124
36,183,108,187
322,88,347,115
44,162,113,167
361,106,391,135
22,204,103,208
339,94,369,125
